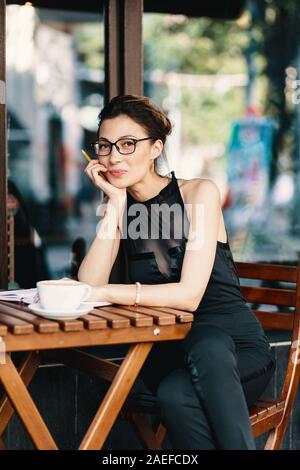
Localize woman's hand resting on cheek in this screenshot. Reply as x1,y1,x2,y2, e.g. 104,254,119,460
84,160,127,203
84,159,127,231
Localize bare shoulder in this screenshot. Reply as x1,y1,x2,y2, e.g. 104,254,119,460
177,177,220,204
177,176,227,243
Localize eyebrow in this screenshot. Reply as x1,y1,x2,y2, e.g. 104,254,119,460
98,134,138,141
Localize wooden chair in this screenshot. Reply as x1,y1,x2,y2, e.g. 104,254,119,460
122,257,300,450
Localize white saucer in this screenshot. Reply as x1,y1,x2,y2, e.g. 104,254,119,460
28,302,94,320
82,301,112,308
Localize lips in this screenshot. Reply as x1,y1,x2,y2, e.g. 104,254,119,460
109,170,128,176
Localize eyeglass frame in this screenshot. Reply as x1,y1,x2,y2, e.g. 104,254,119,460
90,136,158,157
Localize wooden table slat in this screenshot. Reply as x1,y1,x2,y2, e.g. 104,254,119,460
88,309,131,328
81,314,108,330
151,306,194,323
0,324,7,336
95,305,153,327
0,312,34,335
120,305,176,325
0,302,59,333
57,318,85,332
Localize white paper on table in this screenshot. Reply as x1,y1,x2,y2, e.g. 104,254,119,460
0,288,38,304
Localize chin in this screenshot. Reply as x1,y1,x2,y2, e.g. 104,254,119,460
108,179,128,189
110,173,136,188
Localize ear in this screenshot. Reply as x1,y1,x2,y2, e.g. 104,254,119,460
151,139,164,159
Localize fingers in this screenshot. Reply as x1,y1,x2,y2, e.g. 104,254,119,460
84,160,107,177
84,161,108,187
90,166,109,187
90,164,107,178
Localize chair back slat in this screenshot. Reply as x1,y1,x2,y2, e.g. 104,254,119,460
236,261,298,331
240,286,296,308
237,262,297,283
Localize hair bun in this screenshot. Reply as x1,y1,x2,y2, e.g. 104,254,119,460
161,114,172,136
98,94,172,144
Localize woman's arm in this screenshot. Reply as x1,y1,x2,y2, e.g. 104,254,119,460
99,282,197,312
77,196,124,286
77,158,127,287
87,179,221,312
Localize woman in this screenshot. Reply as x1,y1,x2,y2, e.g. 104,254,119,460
78,94,276,450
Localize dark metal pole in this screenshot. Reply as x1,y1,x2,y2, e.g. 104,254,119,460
123,0,143,95
104,0,122,103
0,0,7,290
104,0,143,283
104,0,143,103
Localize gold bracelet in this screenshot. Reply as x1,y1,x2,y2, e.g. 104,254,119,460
133,282,141,307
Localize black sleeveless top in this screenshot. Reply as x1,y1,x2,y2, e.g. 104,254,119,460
120,171,269,344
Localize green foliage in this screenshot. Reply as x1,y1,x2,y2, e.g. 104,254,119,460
179,87,245,145
74,13,250,150
73,23,105,70
144,14,249,148
144,14,248,74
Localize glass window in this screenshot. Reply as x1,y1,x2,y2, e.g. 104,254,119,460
143,11,300,264
6,3,104,286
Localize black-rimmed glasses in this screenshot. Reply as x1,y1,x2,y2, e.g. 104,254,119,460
90,137,156,157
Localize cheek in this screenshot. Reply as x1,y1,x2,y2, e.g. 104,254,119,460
134,148,152,168
127,150,150,174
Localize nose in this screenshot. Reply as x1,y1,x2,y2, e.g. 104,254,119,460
109,144,123,164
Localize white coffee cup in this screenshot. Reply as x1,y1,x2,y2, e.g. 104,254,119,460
36,280,92,312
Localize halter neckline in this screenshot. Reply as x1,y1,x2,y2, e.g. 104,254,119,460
126,171,175,206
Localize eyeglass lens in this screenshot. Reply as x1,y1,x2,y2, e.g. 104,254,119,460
93,138,136,156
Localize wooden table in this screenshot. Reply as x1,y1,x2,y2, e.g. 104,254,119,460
0,300,193,450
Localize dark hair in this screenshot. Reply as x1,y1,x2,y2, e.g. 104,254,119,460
97,94,172,143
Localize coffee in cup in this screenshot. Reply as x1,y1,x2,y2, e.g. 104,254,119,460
36,280,92,312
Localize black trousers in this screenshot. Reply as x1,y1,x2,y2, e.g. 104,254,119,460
140,311,276,450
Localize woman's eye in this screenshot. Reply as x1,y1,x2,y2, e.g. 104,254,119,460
122,140,134,147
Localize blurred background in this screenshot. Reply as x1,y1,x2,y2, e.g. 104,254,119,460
5,0,300,286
